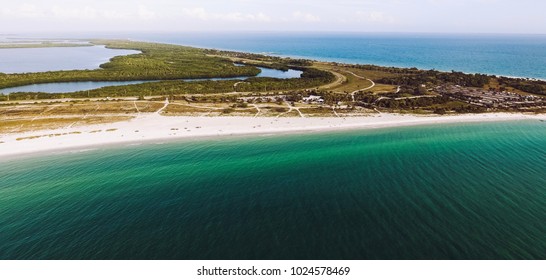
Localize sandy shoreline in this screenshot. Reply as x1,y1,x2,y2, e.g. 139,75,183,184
1,113,544,158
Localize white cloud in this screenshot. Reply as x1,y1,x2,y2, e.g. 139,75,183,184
0,8,11,17
292,11,320,22
356,11,395,23
0,0,544,33
1,3,45,18
19,3,45,18
99,10,131,20
181,7,271,22
51,6,98,19
137,5,156,20
1,3,155,22
182,7,208,20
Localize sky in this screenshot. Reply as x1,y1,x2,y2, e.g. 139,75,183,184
1,0,545,34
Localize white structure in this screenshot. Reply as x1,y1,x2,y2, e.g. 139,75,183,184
303,95,324,103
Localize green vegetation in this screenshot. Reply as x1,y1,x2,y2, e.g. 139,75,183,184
346,64,546,97
1,40,335,100
355,66,491,89
204,49,313,68
497,77,546,95
4,68,334,100
355,94,486,113
0,40,261,89
1,39,543,118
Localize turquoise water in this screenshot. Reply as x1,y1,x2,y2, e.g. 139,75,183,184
0,68,302,94
132,32,546,79
1,121,545,259
0,45,140,74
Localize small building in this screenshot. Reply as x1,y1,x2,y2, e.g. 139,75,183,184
303,95,324,103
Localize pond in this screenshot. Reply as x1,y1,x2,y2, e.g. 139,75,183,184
0,67,303,94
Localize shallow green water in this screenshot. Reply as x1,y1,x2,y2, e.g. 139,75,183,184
1,121,545,259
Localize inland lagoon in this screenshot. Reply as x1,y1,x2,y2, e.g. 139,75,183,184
0,45,140,74
0,67,302,94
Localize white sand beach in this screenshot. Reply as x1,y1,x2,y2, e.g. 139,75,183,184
1,112,544,157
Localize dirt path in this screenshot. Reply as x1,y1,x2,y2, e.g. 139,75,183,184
155,98,169,115
346,71,376,93
251,104,261,118
285,102,305,118
133,101,141,114
317,69,346,90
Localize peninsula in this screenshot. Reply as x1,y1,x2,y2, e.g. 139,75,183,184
1,40,545,156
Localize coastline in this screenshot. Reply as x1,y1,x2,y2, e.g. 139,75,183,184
1,112,544,158
140,33,546,81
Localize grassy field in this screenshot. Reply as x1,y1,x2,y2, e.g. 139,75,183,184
313,62,397,94
0,116,133,134
0,100,163,133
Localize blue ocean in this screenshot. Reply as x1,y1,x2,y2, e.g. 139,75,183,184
128,32,546,80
